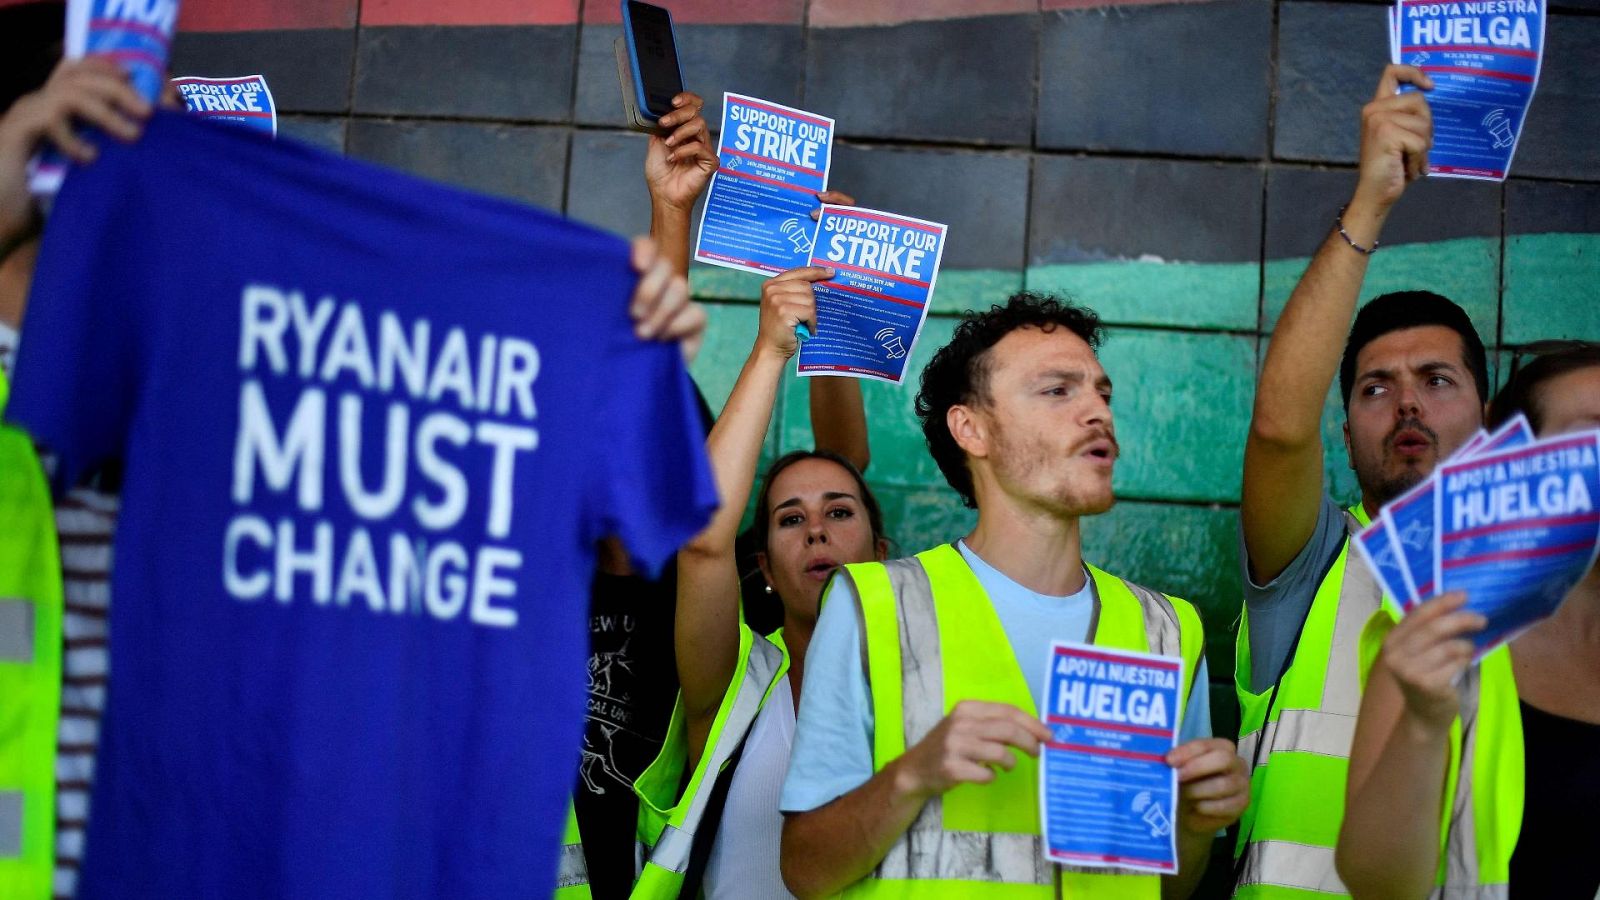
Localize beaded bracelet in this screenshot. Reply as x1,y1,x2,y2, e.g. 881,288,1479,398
1335,204,1379,255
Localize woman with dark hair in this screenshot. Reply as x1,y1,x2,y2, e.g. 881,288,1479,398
1337,342,1600,899
630,251,889,899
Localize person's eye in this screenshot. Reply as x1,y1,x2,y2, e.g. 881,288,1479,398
1100,391,1113,406
778,513,803,527
827,507,855,520
1362,383,1388,397
1043,385,1068,397
1428,374,1453,388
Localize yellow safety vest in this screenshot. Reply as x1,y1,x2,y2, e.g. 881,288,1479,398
631,625,788,899
0,365,63,898
554,801,591,899
838,543,1205,898
1233,506,1379,898
1357,611,1522,899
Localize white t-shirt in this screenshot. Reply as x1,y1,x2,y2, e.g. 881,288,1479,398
704,672,798,900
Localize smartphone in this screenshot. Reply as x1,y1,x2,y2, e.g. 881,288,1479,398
619,1,683,124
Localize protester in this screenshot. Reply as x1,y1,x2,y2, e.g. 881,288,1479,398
1231,64,1493,897
1337,344,1600,898
627,249,881,898
778,294,1248,898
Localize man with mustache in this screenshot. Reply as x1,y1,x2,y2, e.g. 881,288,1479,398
1230,65,1490,898
778,293,1249,898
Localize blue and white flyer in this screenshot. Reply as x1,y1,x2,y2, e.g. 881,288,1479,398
796,205,946,384
1435,430,1600,655
173,75,278,136
1383,478,1439,604
1040,643,1182,875
1354,518,1415,611
1392,0,1545,181
693,93,834,275
30,0,179,195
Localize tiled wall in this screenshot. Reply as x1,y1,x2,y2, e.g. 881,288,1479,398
171,0,1600,737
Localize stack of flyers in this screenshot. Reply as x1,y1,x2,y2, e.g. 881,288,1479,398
172,75,278,137
1386,0,1546,181
29,0,180,196
1353,413,1600,657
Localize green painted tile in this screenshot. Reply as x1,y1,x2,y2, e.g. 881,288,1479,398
688,264,767,303
1263,237,1501,345
1100,328,1257,504
690,302,761,416
778,317,960,487
867,483,978,558
1082,500,1242,679
929,268,1026,316
1503,233,1600,344
1026,258,1259,331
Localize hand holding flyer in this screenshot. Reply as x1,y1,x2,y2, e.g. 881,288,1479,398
1039,643,1183,875
693,93,835,275
1352,414,1600,658
795,205,946,384
1387,0,1546,181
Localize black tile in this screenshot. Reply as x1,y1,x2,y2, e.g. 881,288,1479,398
574,24,806,130
1274,1,1390,164
353,25,575,121
1039,0,1271,158
1510,15,1600,181
806,15,1038,146
1507,179,1600,235
170,29,355,115
278,115,347,154
1030,156,1263,264
1264,166,1500,259
564,130,657,236
829,143,1029,270
346,120,569,209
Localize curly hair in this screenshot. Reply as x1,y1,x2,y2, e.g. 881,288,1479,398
914,293,1105,509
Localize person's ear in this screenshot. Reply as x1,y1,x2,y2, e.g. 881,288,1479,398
948,404,989,460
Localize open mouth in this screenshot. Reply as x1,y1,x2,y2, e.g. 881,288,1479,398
804,558,839,580
1393,430,1432,457
1081,438,1118,464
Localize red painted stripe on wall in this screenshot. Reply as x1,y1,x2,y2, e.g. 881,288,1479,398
362,0,577,27
178,0,355,32
584,0,801,26
810,0,1032,28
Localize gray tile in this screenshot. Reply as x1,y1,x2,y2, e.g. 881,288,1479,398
1274,1,1390,164
806,15,1037,146
353,25,575,121
169,29,356,115
574,23,806,129
346,120,568,209
564,129,656,235
1511,15,1600,181
278,115,346,154
1039,0,1271,158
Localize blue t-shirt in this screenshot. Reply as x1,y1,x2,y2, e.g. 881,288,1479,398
7,111,717,899
780,541,1211,813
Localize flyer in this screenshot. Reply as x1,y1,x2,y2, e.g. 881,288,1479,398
1353,518,1415,610
795,205,946,384
30,0,180,195
173,75,278,137
1383,478,1439,604
1039,642,1182,875
693,93,834,276
1435,430,1600,654
1391,0,1545,181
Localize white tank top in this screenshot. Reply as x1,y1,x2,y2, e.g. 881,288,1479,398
703,672,798,899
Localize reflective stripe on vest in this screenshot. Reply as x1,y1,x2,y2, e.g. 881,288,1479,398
1357,610,1522,900
629,627,787,898
1233,507,1379,898
0,365,63,899
840,544,1203,897
553,802,591,898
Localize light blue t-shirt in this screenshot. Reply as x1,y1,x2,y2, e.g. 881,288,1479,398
780,541,1212,813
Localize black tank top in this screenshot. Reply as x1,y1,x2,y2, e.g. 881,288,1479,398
1508,700,1600,898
